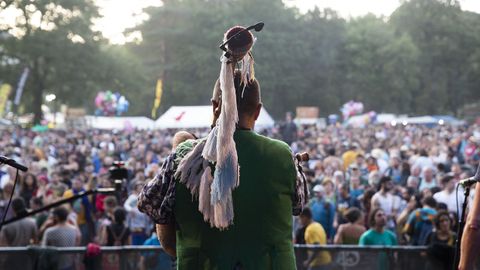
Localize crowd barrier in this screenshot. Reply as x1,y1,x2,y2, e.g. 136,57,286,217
0,245,451,270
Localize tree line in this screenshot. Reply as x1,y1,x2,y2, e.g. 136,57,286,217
1,0,480,123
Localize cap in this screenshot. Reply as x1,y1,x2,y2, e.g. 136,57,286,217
313,184,325,193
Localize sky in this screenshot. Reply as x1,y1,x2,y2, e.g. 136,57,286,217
96,0,480,44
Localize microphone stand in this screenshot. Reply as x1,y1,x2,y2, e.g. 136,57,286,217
0,185,119,227
453,185,471,270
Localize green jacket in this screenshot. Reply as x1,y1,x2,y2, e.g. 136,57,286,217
174,130,297,270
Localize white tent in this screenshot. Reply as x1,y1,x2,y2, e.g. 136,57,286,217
85,116,155,130
376,114,396,124
395,116,438,125
155,106,275,131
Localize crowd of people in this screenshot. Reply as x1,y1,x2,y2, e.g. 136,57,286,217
278,119,479,269
0,120,478,269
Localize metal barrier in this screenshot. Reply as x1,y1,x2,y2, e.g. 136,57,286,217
0,245,451,270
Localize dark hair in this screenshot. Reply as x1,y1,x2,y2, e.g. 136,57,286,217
379,176,392,186
430,186,441,195
434,210,451,229
362,188,376,205
21,173,38,191
406,187,416,197
369,208,384,227
11,197,27,215
327,147,336,156
422,196,437,208
437,202,448,211
233,71,261,117
437,163,446,173
345,207,362,223
113,207,127,224
31,197,43,207
339,183,350,193
53,206,69,222
300,207,312,220
441,175,454,186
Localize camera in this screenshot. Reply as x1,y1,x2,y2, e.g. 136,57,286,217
109,161,128,180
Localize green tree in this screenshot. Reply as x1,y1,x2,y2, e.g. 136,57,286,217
1,0,147,123
338,14,420,113
391,0,480,114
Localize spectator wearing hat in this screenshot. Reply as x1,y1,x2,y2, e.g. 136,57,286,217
310,185,335,240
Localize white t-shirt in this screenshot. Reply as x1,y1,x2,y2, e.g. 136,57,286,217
434,188,464,214
371,192,400,216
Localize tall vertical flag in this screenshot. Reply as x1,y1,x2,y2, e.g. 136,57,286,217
14,67,29,106
151,79,163,118
0,84,12,117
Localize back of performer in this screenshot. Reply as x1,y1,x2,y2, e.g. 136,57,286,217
174,73,297,269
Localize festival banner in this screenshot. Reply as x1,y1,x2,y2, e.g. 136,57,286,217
0,84,12,117
14,67,29,106
151,79,163,118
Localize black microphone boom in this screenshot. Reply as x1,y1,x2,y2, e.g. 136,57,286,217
459,164,480,187
0,156,28,172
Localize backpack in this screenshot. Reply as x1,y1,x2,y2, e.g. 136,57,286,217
108,225,127,246
416,210,434,245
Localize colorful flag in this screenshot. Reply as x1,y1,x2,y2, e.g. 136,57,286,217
151,79,163,118
0,84,12,117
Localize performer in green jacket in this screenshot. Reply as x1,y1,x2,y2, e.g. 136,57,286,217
142,23,305,270
174,72,297,269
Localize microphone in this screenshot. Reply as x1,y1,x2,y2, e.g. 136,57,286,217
0,156,28,172
459,164,480,187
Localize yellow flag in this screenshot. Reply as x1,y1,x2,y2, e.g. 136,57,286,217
152,79,163,118
0,84,12,117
